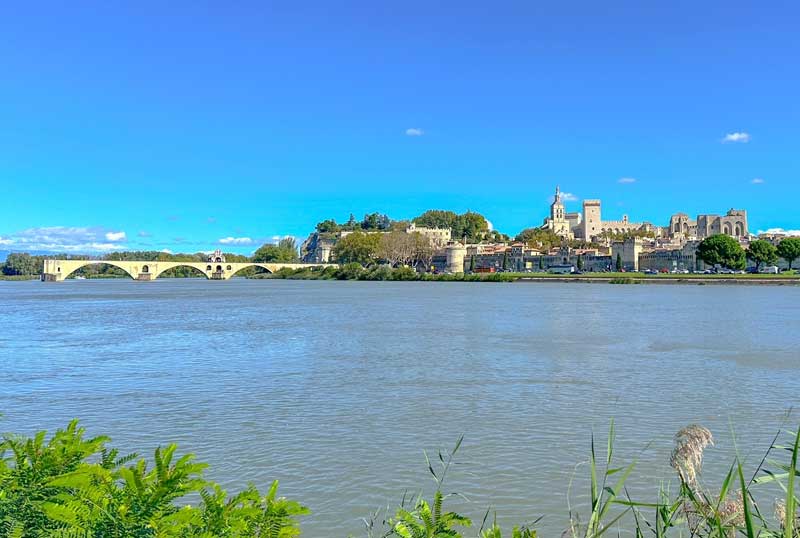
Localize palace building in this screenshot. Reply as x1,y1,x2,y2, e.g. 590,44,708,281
541,186,748,243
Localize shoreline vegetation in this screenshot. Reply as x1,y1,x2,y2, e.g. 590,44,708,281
2,419,799,537
3,266,799,285
251,265,800,285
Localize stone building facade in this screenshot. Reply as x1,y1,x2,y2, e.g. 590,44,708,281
666,209,748,240
407,222,452,248
610,237,644,271
638,242,700,272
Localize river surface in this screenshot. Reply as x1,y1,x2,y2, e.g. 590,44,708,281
2,279,799,536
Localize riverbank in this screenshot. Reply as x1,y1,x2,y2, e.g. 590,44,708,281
518,273,800,285
252,264,800,285
0,274,39,281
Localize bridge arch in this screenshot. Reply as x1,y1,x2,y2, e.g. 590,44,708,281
226,263,275,278
152,263,211,279
61,261,138,280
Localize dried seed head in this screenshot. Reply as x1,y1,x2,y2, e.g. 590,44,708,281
718,490,744,527
670,424,714,489
775,500,786,526
775,499,799,529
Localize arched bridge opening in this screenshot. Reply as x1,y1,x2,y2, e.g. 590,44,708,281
57,261,139,281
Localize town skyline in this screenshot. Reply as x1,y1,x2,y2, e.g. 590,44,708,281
1,184,796,258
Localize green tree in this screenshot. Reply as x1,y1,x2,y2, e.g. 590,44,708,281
777,237,800,270
413,210,459,230
315,219,339,233
696,234,746,270
502,251,509,271
469,255,475,273
516,228,561,252
453,211,489,241
361,212,392,231
615,253,623,272
2,253,40,275
332,231,381,265
278,236,298,255
577,254,584,271
746,239,778,271
253,240,298,263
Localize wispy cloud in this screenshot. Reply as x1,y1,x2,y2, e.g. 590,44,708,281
722,132,751,143
618,177,637,184
405,128,424,136
550,192,578,203
137,230,152,238
218,236,254,245
751,178,765,184
270,235,295,242
0,236,14,246
758,228,800,237
105,231,127,241
207,217,217,224
1,226,128,252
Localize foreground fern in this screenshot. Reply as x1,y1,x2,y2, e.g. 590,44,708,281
0,420,307,537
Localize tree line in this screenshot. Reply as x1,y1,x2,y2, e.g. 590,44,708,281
697,235,800,270
314,209,506,243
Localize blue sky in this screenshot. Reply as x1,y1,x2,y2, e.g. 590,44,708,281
1,0,798,254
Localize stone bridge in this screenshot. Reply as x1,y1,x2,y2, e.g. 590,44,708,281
42,259,334,281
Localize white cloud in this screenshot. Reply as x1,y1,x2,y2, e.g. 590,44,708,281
758,228,800,237
1,226,128,252
751,178,765,184
218,236,254,245
105,231,127,241
0,236,14,245
550,192,578,203
137,230,151,238
160,248,173,254
722,132,751,143
405,128,424,136
485,219,494,231
618,177,637,184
